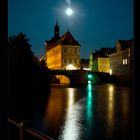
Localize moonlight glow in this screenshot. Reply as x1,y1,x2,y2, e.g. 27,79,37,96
66,8,73,16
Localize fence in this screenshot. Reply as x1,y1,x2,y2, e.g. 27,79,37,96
8,118,55,140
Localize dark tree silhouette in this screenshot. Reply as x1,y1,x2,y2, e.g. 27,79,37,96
8,32,50,120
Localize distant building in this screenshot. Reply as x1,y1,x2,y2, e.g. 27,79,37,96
89,48,113,73
109,39,134,80
44,21,80,70
80,59,90,70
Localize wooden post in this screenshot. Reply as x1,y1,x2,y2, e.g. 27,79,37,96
19,121,24,140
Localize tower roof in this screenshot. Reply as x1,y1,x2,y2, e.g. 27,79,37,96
60,30,80,45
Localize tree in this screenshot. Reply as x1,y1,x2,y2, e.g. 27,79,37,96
8,32,50,120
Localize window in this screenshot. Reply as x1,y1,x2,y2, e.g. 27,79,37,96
74,59,77,63
77,48,79,54
123,59,128,65
69,59,72,63
63,59,67,63
67,59,69,63
63,48,67,53
77,59,79,63
68,48,71,53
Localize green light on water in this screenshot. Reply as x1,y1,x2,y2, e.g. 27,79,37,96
88,74,92,79
88,83,92,90
86,83,94,124
87,88,92,119
88,81,91,84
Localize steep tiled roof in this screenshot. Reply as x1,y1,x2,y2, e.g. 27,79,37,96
60,31,80,45
45,30,80,50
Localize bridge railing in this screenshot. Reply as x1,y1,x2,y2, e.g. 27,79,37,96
8,118,55,140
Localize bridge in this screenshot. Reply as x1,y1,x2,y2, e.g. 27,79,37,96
48,70,112,85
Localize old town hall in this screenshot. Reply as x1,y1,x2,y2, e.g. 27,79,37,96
44,21,80,70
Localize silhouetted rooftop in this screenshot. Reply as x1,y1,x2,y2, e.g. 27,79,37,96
118,39,134,50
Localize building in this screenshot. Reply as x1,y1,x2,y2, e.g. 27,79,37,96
89,48,113,73
44,22,80,70
80,59,90,70
109,39,134,80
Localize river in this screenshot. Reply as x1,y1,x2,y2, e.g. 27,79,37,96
30,83,133,140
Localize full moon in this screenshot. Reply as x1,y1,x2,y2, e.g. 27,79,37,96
66,8,73,16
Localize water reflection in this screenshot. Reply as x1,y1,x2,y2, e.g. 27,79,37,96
107,85,115,136
42,88,68,137
31,84,131,140
87,83,93,122
58,88,82,140
119,87,130,133
68,88,74,106
86,83,94,139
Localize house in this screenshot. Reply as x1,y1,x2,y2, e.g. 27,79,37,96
109,39,134,80
44,21,80,70
89,48,113,73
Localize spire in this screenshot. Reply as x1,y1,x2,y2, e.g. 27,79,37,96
68,24,70,32
54,19,60,38
56,18,58,25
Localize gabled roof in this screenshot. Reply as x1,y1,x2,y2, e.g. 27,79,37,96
45,30,80,50
60,31,80,45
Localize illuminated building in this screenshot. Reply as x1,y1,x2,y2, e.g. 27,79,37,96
89,48,112,73
109,39,134,80
44,22,80,70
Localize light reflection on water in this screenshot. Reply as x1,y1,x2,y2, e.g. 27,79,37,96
87,84,93,120
58,88,84,140
106,85,115,137
86,83,94,139
31,84,132,140
59,84,94,140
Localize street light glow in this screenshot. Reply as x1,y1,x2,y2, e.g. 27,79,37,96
88,74,92,79
66,8,73,16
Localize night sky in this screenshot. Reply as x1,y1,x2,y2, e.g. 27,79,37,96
8,0,133,59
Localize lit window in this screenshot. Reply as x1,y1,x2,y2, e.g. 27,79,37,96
110,69,112,75
123,59,128,65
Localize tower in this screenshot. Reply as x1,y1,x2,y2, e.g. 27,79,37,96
54,19,60,39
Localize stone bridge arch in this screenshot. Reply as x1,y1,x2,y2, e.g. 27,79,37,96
55,75,70,84
48,70,89,85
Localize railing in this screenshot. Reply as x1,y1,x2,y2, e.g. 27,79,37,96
8,118,55,140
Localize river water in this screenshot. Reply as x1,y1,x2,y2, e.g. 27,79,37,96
30,83,133,140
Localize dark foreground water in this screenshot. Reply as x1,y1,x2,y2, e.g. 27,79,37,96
30,83,133,140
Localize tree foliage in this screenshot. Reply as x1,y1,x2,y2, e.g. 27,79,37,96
8,32,50,120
